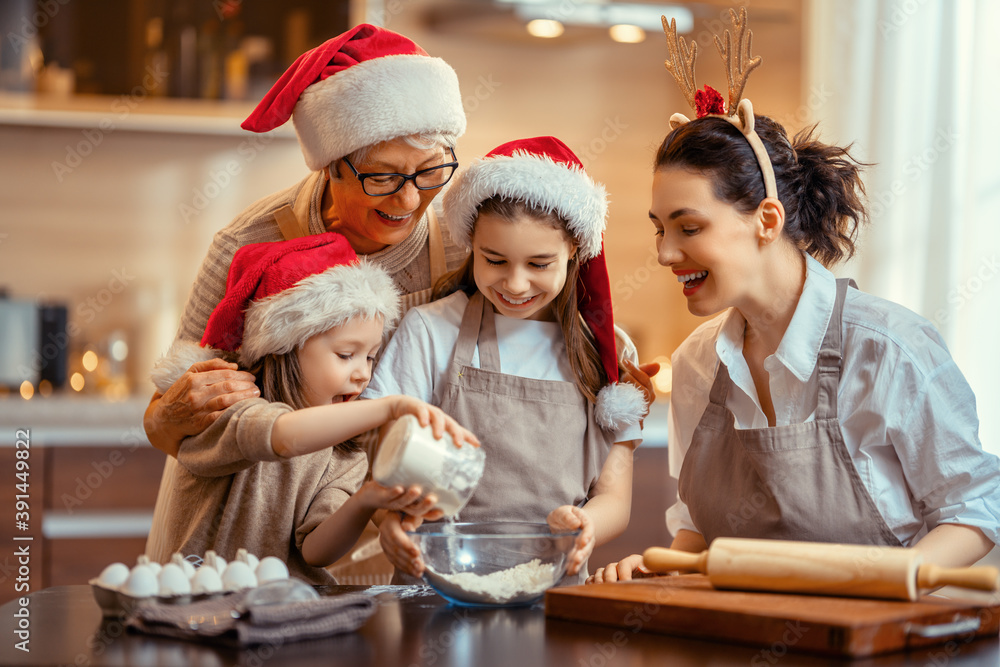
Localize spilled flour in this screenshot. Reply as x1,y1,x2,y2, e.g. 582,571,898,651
427,558,557,604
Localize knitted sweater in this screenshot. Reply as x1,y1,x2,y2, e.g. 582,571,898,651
146,398,368,586
176,171,468,344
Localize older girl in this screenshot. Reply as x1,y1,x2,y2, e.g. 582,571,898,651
365,137,648,582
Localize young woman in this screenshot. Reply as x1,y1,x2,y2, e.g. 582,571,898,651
364,137,649,583
590,12,999,581
146,232,477,585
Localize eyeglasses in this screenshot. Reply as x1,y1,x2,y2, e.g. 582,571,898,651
342,147,458,197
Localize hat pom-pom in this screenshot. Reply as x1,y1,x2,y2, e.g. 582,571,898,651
595,382,648,431
151,340,225,394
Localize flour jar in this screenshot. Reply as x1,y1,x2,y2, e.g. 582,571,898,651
372,414,485,517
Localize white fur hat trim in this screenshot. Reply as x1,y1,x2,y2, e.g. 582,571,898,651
239,259,400,367
150,339,225,394
442,152,608,261
595,382,648,431
293,54,467,170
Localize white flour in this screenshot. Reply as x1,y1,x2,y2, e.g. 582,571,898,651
428,559,557,604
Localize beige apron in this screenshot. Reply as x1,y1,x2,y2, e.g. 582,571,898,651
678,278,901,547
420,292,612,584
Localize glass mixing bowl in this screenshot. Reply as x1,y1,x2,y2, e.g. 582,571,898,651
407,522,580,607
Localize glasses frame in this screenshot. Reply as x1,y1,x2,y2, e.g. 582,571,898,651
342,147,459,197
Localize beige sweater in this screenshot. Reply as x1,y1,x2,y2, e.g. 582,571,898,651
147,398,368,585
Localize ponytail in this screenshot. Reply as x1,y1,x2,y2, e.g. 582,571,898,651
655,115,870,266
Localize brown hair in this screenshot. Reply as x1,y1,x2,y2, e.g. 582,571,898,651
654,115,869,266
434,196,610,403
248,351,362,452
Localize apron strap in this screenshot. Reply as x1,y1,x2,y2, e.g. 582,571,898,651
707,358,731,406
426,207,447,285
815,278,852,420
274,171,324,241
274,204,307,240
453,292,486,367
475,293,502,372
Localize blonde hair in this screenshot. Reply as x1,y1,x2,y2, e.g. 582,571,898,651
433,196,609,403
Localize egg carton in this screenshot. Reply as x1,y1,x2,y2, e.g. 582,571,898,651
90,549,290,618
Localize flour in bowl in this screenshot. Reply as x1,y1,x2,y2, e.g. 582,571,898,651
427,559,558,604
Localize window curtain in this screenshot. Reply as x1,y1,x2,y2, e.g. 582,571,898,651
806,0,1000,456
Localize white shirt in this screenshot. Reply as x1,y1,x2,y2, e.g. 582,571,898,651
364,291,642,444
666,255,1000,546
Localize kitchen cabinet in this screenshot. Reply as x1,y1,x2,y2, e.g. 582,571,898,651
0,397,160,605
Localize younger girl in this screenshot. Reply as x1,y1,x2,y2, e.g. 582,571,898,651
365,137,648,582
590,9,999,582
146,232,477,585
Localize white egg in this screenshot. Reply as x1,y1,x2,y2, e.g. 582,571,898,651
255,557,290,584
170,552,197,579
96,562,130,590
236,548,260,571
221,560,258,592
135,554,162,576
121,564,159,598
157,563,192,596
203,550,228,577
191,566,223,595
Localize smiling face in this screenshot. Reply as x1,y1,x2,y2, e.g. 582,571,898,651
325,137,452,254
471,211,576,322
650,167,763,317
296,315,385,407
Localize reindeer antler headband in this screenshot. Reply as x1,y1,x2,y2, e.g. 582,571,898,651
661,7,777,199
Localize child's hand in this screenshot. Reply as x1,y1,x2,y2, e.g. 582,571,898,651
389,396,480,448
586,554,653,584
357,481,446,520
547,505,595,577
378,511,425,578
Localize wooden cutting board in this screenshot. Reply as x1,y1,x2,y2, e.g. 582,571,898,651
544,574,1000,658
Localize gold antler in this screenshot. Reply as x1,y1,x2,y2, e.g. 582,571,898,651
713,7,762,117
661,15,698,113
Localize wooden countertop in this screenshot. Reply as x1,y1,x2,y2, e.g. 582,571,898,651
0,584,996,666
0,395,150,447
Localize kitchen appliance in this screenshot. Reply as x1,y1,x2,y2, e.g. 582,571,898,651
0,298,69,390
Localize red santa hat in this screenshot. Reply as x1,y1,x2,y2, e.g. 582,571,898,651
242,24,467,171
442,136,646,430
151,233,400,393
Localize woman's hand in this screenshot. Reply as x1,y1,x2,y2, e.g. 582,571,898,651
389,396,480,448
548,505,595,577
586,554,653,584
378,511,426,578
356,481,444,520
144,358,259,457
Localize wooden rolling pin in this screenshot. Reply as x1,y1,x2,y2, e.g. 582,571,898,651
643,537,1000,601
